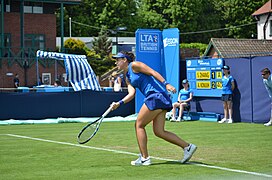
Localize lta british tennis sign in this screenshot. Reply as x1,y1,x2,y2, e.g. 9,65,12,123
138,33,159,53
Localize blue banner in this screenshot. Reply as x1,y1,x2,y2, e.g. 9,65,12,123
162,28,180,102
135,29,163,112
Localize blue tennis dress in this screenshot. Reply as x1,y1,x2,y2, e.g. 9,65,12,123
126,63,172,111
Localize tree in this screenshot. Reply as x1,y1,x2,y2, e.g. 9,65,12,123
180,43,208,56
213,0,268,38
58,0,267,43
64,38,87,55
137,0,223,43
91,26,112,59
63,38,114,76
62,0,138,37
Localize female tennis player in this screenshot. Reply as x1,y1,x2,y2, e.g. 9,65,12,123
111,51,197,166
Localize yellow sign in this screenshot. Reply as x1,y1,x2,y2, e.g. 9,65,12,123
196,81,211,89
216,81,222,89
196,71,210,80
216,71,222,79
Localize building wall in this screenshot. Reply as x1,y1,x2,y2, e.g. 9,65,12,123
4,12,57,51
257,15,272,40
1,10,59,88
0,59,67,88
207,48,219,58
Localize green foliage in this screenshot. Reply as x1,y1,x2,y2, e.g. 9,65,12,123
213,0,268,38
91,26,112,58
59,0,267,44
64,38,88,55
86,49,101,60
63,0,138,37
63,38,113,76
89,59,116,76
180,43,208,56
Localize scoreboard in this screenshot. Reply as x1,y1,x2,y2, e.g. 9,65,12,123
186,58,224,97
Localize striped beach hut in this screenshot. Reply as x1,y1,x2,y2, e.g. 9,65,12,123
36,50,101,91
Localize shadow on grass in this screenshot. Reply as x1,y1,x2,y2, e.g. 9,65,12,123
151,161,207,166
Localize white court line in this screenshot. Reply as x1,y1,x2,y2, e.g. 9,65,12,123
5,134,272,178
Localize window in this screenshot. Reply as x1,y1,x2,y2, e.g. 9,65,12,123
6,5,10,12
24,2,43,14
0,0,10,12
0,34,11,48
25,34,45,50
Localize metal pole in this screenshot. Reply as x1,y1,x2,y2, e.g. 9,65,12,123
69,17,71,37
116,31,118,53
1,0,4,58
36,55,39,86
20,0,26,86
60,3,64,52
20,0,24,50
55,60,57,81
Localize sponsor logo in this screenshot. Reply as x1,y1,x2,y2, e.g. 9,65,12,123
163,38,178,47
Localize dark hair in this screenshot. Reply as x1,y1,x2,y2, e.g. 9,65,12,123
121,51,135,62
261,67,271,75
55,79,61,86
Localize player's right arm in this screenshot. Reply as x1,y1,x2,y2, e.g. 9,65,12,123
111,82,135,110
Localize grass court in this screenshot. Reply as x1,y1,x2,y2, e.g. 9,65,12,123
0,120,271,179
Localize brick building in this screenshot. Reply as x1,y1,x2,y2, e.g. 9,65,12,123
0,0,81,88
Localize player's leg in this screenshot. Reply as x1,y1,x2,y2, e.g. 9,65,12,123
135,104,162,159
152,110,189,148
152,110,197,163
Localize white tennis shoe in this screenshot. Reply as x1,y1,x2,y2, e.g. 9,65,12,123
176,117,181,122
131,154,151,166
170,116,176,122
228,118,233,123
218,118,227,123
264,121,272,126
181,144,197,164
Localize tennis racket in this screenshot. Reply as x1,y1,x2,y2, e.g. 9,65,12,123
77,105,113,144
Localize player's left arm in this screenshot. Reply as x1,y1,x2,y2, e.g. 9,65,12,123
131,61,176,93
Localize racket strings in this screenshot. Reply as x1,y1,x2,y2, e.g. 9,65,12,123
78,122,98,143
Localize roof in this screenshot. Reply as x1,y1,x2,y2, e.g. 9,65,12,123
252,0,272,16
204,38,272,58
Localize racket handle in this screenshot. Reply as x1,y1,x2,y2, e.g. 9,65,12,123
102,105,113,118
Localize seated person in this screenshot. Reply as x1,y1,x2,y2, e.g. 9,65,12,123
54,79,62,87
170,79,193,122
111,71,126,92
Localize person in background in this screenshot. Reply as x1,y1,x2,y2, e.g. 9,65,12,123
14,74,20,88
54,79,62,87
171,79,193,122
110,51,197,166
218,65,235,124
111,71,122,92
261,68,272,126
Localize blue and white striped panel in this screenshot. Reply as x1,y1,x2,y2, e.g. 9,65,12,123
37,50,101,91
65,56,101,91
37,50,86,60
